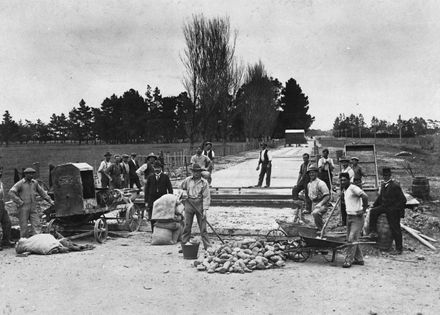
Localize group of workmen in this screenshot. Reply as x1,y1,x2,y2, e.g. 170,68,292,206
292,148,407,268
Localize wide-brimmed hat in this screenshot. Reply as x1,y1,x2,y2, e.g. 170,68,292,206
205,141,212,146
191,163,203,172
351,157,359,161
130,152,137,157
146,152,158,160
24,167,36,173
104,152,112,157
306,165,319,173
122,154,129,158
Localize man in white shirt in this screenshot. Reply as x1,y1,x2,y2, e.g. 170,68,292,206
339,172,369,268
317,148,334,190
256,143,272,188
190,147,212,184
339,156,355,226
307,166,330,230
121,154,131,188
98,152,112,188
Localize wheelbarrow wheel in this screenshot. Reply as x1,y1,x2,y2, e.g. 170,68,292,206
126,204,141,232
285,241,310,262
266,229,288,243
94,218,108,243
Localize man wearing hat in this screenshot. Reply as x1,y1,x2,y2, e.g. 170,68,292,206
180,163,211,250
128,153,141,189
98,152,112,188
307,165,331,231
105,155,124,189
318,148,334,190
144,160,173,229
202,141,215,166
9,168,54,238
191,147,213,184
368,167,407,255
0,167,15,249
136,153,158,185
292,153,313,215
256,143,272,188
339,156,354,226
351,157,364,188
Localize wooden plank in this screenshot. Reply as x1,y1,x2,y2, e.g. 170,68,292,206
401,224,436,250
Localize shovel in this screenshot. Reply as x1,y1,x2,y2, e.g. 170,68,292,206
319,196,341,239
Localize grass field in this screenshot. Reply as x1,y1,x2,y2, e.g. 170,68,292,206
0,142,257,191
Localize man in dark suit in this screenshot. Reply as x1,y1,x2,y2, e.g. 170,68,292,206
144,160,173,231
128,153,141,189
368,167,407,255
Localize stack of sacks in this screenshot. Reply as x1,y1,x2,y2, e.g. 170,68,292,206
151,194,184,245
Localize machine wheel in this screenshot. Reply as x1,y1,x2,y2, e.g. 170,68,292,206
266,229,288,243
94,218,108,243
125,204,141,232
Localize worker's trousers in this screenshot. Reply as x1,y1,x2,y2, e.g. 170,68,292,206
0,201,12,242
311,202,328,231
369,206,402,251
18,203,39,238
182,199,210,249
345,214,364,263
258,163,271,187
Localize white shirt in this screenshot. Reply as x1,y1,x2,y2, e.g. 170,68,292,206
341,166,355,183
343,184,366,215
307,178,329,202
259,149,272,163
318,157,334,171
97,160,111,180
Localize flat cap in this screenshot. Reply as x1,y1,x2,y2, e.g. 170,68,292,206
24,167,36,173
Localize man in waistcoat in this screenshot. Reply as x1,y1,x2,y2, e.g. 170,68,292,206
256,143,272,188
128,153,142,189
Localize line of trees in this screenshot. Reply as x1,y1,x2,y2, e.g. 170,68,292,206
0,15,314,146
333,113,440,138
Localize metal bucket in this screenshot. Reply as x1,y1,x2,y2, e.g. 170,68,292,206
182,242,200,259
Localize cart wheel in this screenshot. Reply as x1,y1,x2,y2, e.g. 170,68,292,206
125,204,141,232
94,218,108,243
266,229,288,243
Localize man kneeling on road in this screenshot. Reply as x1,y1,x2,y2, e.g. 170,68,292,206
180,163,211,250
307,166,330,231
340,172,369,268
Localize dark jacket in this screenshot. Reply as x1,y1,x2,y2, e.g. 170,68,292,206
144,172,173,206
128,159,140,179
373,180,407,217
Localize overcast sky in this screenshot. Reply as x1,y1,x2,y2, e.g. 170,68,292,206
1,0,440,129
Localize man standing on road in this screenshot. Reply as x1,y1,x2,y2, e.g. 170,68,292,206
180,163,211,250
292,153,312,216
203,142,215,166
339,172,369,268
128,153,141,189
0,167,15,250
307,166,330,231
256,143,272,188
368,167,407,255
9,168,54,238
339,156,354,226
318,148,334,190
98,152,112,188
191,147,213,184
144,161,173,229
351,157,364,188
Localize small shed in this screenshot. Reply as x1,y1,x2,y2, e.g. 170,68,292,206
285,129,307,146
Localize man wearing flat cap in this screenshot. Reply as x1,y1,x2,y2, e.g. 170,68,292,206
368,167,407,255
339,156,354,226
351,157,364,188
128,153,141,189
9,168,54,238
318,148,334,190
180,163,211,249
306,165,330,231
105,155,124,189
98,152,112,188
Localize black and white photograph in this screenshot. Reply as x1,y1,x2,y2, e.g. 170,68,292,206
1,0,439,314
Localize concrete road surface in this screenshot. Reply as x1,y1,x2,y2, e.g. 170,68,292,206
212,143,312,189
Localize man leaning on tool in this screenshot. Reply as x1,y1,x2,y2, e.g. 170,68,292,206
292,153,312,218
307,165,330,231
368,167,407,255
339,172,369,268
9,168,54,238
180,163,211,250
